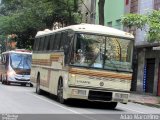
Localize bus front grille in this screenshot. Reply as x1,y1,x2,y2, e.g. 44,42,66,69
15,78,30,81
88,90,112,101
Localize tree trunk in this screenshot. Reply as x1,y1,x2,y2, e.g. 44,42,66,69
98,0,105,25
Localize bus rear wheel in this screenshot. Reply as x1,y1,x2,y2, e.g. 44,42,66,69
36,75,42,94
57,80,65,104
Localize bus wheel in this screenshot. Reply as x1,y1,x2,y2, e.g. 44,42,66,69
6,76,10,85
105,102,118,109
30,83,33,87
1,75,5,84
57,80,65,104
36,75,42,94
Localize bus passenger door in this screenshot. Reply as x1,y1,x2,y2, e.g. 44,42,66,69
0,54,7,81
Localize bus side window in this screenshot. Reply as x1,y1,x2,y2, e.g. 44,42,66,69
53,33,61,50
60,32,68,51
49,34,55,51
33,38,37,52
43,36,49,51
38,37,45,51
34,38,39,52
64,32,74,64
46,35,51,51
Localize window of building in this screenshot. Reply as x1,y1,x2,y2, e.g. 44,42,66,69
107,22,112,27
115,19,121,30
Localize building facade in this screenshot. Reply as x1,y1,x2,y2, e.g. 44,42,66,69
79,0,160,96
78,0,96,24
131,0,160,96
95,0,130,30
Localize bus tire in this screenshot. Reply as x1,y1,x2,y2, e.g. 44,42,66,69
36,75,42,95
6,75,10,85
30,83,33,87
2,78,4,84
57,79,65,104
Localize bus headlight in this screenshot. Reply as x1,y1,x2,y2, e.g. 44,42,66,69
7,70,16,76
71,89,87,96
68,74,76,85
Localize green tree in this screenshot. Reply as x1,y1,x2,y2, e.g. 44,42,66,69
121,10,160,42
0,0,80,50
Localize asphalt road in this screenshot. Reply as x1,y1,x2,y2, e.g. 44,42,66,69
0,83,160,120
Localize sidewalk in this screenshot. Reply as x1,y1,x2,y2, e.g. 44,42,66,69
129,92,160,108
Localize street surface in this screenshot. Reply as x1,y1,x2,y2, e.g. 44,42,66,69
0,83,160,120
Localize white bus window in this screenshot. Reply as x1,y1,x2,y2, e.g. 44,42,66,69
38,37,45,51
60,32,68,50
53,33,61,50
34,38,40,51
49,34,55,50
43,36,50,51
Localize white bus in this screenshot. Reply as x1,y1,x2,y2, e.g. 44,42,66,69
31,24,134,109
0,49,32,86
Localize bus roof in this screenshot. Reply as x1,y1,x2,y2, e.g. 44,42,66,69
36,23,134,39
2,49,32,55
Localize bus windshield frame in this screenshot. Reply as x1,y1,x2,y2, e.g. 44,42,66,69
70,33,134,72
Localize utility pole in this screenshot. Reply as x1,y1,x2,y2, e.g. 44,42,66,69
98,0,105,25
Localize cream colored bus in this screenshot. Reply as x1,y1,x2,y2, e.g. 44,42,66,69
31,24,134,109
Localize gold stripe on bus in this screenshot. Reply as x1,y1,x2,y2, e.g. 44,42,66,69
32,59,51,66
69,68,132,80
50,54,63,57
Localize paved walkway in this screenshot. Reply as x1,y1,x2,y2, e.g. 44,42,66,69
129,92,160,108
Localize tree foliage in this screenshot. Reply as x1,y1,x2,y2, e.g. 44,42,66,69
0,0,80,50
121,10,160,42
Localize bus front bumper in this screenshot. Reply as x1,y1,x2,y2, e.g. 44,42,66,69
7,76,31,84
64,87,129,104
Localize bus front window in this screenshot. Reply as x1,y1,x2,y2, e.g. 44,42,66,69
10,53,32,70
71,33,105,68
70,33,133,72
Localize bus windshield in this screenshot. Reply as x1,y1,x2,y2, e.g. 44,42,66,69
70,33,133,72
10,53,32,70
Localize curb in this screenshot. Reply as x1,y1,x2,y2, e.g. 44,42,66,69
129,100,160,108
